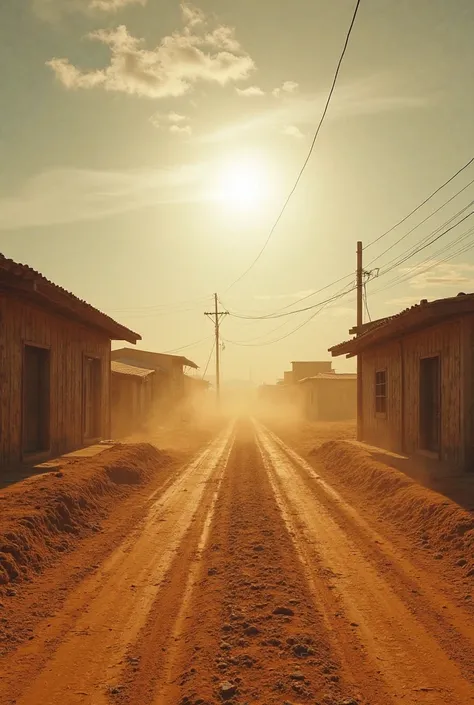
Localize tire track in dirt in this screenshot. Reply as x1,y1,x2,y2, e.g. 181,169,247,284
138,420,364,705
256,422,474,704
0,426,234,705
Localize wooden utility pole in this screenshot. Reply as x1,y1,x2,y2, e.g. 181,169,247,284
204,294,228,405
356,241,363,441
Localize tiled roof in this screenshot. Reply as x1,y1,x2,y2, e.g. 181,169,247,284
329,292,474,358
0,254,140,343
111,361,155,378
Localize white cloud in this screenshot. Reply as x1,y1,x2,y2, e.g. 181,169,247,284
0,165,205,230
201,75,430,144
47,5,255,98
89,0,146,10
170,124,192,135
181,2,205,27
236,85,265,97
282,125,304,139
150,111,189,128
272,80,299,97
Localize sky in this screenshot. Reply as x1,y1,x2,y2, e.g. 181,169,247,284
1,0,474,383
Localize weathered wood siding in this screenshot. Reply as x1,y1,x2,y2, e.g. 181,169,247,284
361,341,402,452
360,316,474,469
0,294,111,468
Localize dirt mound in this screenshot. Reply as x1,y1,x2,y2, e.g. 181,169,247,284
0,443,169,587
314,441,474,581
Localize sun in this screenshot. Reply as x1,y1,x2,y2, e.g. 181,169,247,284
215,155,270,212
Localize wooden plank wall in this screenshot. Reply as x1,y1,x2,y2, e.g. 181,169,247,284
402,318,462,464
361,317,471,468
361,341,402,452
0,294,111,468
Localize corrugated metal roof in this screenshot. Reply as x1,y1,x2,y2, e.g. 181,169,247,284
111,347,198,370
111,361,155,378
299,373,357,383
0,254,140,343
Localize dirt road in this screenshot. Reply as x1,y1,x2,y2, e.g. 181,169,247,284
1,420,473,704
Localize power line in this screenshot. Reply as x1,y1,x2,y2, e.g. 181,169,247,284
366,177,474,266
162,336,212,354
224,286,356,320
365,156,474,250
224,0,362,292
201,340,216,380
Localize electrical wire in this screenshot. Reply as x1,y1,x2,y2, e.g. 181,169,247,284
366,177,474,266
201,340,216,380
364,156,474,250
162,336,212,354
363,281,371,321
224,0,362,292
224,285,356,321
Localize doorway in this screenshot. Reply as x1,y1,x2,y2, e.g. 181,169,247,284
23,344,50,455
83,356,102,440
419,356,441,453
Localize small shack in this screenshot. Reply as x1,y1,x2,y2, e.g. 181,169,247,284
111,348,198,413
0,254,140,471
299,373,357,421
111,361,155,438
329,293,474,473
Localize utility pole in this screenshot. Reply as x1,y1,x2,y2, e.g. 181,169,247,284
356,241,363,441
204,294,229,406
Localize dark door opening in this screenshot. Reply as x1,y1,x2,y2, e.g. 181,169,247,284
83,356,102,440
23,345,50,455
419,356,441,453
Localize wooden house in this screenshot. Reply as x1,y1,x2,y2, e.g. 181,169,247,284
0,254,140,471
299,373,357,421
329,293,474,472
110,348,198,411
111,361,155,438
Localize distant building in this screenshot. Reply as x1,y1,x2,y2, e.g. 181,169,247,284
283,371,293,385
111,361,155,438
111,348,198,411
299,373,356,421
291,360,334,384
329,293,474,472
0,254,139,471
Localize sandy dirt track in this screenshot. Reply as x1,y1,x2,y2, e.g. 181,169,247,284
1,420,473,704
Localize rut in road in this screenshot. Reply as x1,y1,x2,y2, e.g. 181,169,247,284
125,420,365,705
256,421,474,705
0,426,234,705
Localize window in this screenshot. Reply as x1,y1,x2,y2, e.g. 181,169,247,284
375,370,387,414
23,344,51,454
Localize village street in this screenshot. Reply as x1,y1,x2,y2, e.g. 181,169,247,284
1,419,473,705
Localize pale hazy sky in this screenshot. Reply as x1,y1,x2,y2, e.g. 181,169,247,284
1,0,474,382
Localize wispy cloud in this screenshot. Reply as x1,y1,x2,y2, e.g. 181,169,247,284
0,165,205,230
236,85,265,97
402,261,474,290
150,111,191,134
272,80,299,97
282,125,304,139
200,75,430,143
89,0,146,10
47,3,255,98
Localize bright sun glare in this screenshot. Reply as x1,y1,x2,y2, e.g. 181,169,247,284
215,156,269,212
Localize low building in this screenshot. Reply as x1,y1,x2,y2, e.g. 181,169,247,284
111,361,155,438
0,254,140,471
329,293,474,472
299,373,357,421
111,348,198,412
291,360,334,383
